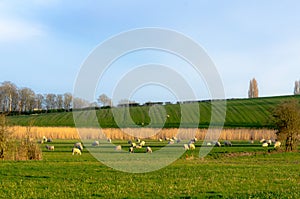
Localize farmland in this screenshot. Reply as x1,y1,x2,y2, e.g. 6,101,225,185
7,95,300,128
0,140,300,198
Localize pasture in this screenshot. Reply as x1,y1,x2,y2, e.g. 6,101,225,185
7,95,300,128
1,139,299,198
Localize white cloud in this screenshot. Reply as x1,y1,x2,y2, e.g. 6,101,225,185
0,18,44,42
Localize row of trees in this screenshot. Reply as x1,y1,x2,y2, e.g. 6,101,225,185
248,78,300,98
0,81,73,113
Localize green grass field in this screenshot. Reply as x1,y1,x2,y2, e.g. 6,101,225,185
1,140,299,198
7,95,300,129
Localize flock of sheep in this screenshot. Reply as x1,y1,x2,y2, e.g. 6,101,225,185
39,135,282,155
260,138,281,149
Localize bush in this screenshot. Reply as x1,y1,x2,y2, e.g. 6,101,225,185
273,100,300,152
0,114,42,160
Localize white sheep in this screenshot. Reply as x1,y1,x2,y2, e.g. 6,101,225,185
158,138,163,142
146,146,152,153
129,147,134,153
188,143,195,150
38,140,44,144
183,144,189,150
262,142,269,147
47,138,53,143
274,141,281,148
135,145,142,149
139,141,146,147
115,145,122,151
131,143,137,148
224,141,232,147
92,141,99,146
260,138,266,143
206,142,212,146
168,140,174,144
215,142,221,147
72,148,81,155
74,142,83,151
136,138,141,143
107,138,112,143
42,136,47,143
45,145,54,151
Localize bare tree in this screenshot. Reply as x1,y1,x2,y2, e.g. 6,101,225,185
248,78,259,98
0,81,18,112
273,100,300,152
63,93,72,111
35,94,44,110
294,80,300,95
45,94,57,110
97,94,112,107
73,97,90,109
56,94,63,109
18,87,35,112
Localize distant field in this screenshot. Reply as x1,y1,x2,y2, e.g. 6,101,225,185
0,140,299,198
7,95,300,128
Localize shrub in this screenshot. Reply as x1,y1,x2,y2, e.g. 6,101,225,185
273,100,300,152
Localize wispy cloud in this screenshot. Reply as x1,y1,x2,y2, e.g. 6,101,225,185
0,18,44,42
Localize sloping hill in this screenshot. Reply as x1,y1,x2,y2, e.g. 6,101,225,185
7,95,300,128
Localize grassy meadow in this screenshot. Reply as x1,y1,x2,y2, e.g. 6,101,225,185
7,95,300,128
0,139,300,198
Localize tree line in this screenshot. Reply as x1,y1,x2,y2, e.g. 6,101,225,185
0,81,73,114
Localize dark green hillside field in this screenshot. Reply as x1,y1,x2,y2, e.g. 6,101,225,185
7,95,300,128
0,140,299,198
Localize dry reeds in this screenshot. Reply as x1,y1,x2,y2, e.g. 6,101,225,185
9,126,276,141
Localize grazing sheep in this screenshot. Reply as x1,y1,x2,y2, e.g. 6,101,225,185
146,146,152,153
172,136,178,141
139,141,146,147
224,141,232,147
107,138,112,143
158,138,163,142
92,141,99,146
267,139,272,145
38,140,44,144
168,140,174,144
129,147,134,153
115,145,122,151
215,142,221,147
188,143,196,150
45,145,54,151
274,141,281,148
47,138,53,143
42,136,47,143
135,145,142,149
183,144,189,150
249,140,254,144
131,143,137,148
206,142,212,146
74,142,83,151
262,142,269,147
136,138,141,143
72,148,81,155
260,138,266,143
165,137,170,141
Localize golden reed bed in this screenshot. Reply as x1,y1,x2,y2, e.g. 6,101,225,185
10,126,277,141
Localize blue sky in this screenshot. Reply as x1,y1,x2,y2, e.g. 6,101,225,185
0,0,300,104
